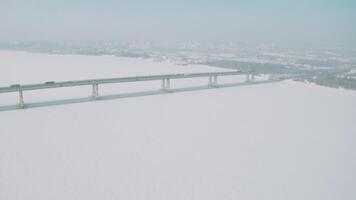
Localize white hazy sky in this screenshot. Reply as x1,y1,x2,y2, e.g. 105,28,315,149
1,0,355,47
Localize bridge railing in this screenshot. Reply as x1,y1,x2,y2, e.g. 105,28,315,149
0,70,259,109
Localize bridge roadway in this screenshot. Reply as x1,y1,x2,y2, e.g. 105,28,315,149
0,70,256,108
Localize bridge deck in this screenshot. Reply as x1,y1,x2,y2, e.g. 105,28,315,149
0,70,268,109
0,71,243,93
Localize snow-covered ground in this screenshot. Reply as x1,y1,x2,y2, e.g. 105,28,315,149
0,51,355,200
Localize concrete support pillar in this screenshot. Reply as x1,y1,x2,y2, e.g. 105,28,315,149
246,74,251,83
268,74,279,81
208,76,213,87
19,90,25,108
213,75,218,86
92,83,99,98
208,75,218,87
166,79,170,90
161,79,166,90
161,79,171,91
251,74,255,82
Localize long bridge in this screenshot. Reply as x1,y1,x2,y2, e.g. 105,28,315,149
0,71,266,109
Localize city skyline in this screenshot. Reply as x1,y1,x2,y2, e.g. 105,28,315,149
1,0,355,47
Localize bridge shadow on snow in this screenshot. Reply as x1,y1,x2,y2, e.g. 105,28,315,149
0,80,274,112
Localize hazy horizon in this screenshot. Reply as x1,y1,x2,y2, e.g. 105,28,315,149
1,0,356,48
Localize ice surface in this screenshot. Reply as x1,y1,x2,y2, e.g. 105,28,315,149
0,51,355,200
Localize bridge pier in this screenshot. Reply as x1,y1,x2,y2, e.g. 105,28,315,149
92,84,99,98
251,74,255,82
161,79,165,90
245,74,255,83
214,75,218,86
269,74,279,81
245,74,250,83
161,78,171,92
208,75,218,87
19,90,25,108
166,79,170,89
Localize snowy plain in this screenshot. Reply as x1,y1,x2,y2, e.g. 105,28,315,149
0,51,355,200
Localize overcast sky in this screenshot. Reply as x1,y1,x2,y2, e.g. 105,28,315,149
1,0,355,47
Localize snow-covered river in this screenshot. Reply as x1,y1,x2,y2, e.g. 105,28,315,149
1,51,355,200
